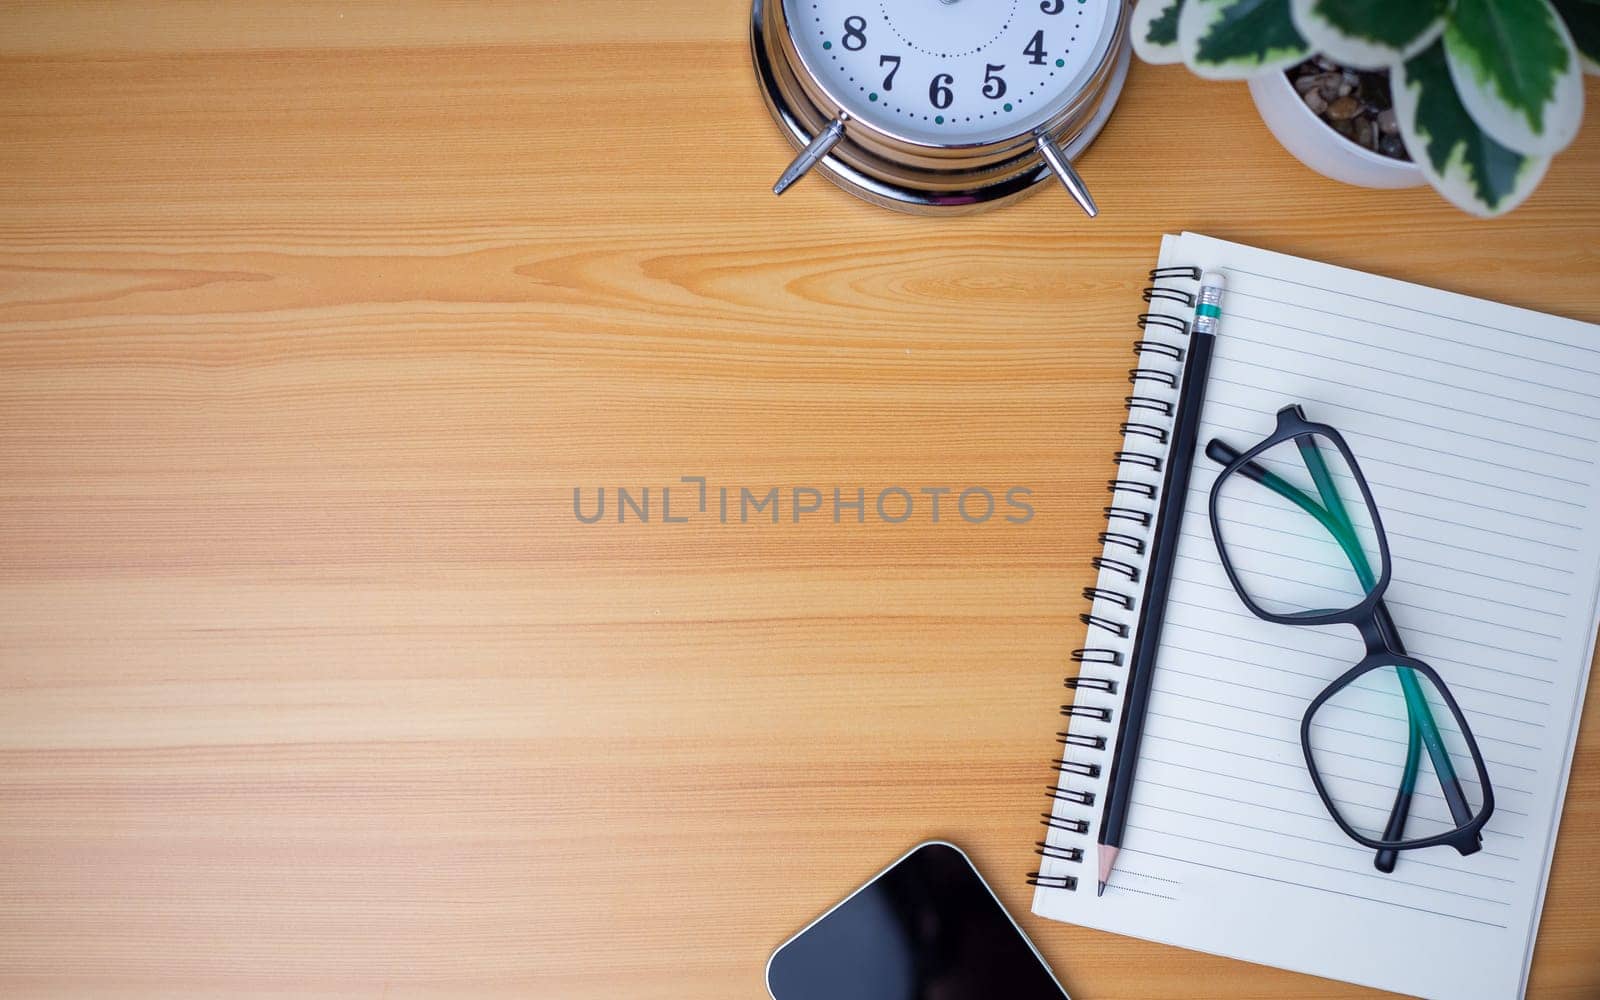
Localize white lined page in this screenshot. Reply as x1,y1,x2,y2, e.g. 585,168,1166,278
1032,234,1600,1000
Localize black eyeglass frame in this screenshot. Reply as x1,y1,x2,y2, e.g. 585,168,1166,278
1206,405,1495,862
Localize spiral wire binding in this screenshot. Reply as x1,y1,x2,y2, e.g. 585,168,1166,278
1108,478,1157,499
1097,530,1144,555
1126,394,1174,416
1031,263,1199,894
1082,586,1133,610
1114,450,1162,472
1120,420,1169,445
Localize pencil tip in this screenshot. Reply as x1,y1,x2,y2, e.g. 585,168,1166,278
1097,881,1106,897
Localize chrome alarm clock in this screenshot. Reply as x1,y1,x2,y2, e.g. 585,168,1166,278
752,0,1131,215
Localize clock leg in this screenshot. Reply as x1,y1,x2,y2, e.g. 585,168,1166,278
773,115,847,196
1037,135,1099,218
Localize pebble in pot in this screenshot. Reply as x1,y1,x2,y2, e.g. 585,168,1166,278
1288,57,1409,162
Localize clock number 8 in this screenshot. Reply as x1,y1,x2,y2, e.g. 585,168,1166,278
842,15,867,51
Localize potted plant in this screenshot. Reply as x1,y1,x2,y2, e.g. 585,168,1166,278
1130,0,1599,216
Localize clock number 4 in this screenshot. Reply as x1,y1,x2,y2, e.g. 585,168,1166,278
879,54,901,91
1024,30,1048,65
842,15,867,50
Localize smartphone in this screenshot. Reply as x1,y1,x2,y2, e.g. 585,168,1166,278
765,841,1071,1000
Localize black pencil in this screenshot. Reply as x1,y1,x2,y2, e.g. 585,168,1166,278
1097,272,1225,895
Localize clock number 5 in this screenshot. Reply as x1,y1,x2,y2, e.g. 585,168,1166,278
929,73,954,110
1041,0,1064,13
842,15,867,50
982,64,1007,100
879,54,901,91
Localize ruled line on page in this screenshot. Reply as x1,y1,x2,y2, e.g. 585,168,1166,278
1182,503,1578,578
1207,373,1598,478
1125,808,1513,906
1165,618,1556,705
1222,309,1600,404
1170,570,1563,644
1171,554,1564,639
1158,643,1542,745
1133,776,1519,882
1134,771,1522,867
1204,401,1591,500
1156,662,1547,751
1103,882,1178,902
1220,267,1600,364
1144,687,1537,794
1175,528,1570,613
1122,844,1512,929
1206,372,1600,448
1151,684,1541,764
1187,483,1582,556
1140,729,1531,820
1201,416,1588,524
1166,596,1560,669
1144,729,1533,802
1139,724,1516,806
1134,753,1526,846
1210,339,1600,428
1145,704,1538,781
1161,638,1553,718
1115,867,1185,886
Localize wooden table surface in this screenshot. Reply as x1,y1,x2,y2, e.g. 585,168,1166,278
2,3,1597,997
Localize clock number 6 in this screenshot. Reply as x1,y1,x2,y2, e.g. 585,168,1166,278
929,73,954,110
982,64,1007,99
879,54,901,91
1041,0,1064,13
842,15,867,50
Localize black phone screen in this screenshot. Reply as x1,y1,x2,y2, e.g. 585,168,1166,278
765,842,1070,1000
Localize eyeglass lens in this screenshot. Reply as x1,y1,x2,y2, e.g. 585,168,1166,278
1212,431,1386,619
1307,662,1485,845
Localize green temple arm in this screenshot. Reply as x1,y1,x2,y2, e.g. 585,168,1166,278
1232,443,1459,809
1290,437,1459,791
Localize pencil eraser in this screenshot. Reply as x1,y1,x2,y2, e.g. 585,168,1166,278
1201,271,1226,291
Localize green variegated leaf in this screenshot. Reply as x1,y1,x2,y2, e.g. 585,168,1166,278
1132,0,1186,63
1177,0,1310,79
1552,0,1600,73
1395,39,1550,215
1288,0,1449,68
1443,0,1584,154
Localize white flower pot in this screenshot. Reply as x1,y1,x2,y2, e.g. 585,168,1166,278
1248,69,1424,189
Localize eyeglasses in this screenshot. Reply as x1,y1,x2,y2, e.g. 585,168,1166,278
1206,404,1494,872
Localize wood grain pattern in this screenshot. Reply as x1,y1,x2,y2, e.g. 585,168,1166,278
1,3,1597,997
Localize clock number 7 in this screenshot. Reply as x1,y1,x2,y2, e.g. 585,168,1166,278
879,54,901,91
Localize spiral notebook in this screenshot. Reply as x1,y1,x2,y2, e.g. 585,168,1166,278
1031,233,1600,1000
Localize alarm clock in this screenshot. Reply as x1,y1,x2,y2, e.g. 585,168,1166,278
752,0,1131,215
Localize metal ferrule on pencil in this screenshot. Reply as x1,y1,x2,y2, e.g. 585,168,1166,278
1194,283,1225,338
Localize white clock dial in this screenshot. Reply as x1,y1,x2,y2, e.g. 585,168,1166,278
784,0,1120,146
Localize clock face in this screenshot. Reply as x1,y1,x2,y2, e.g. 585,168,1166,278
783,0,1120,147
